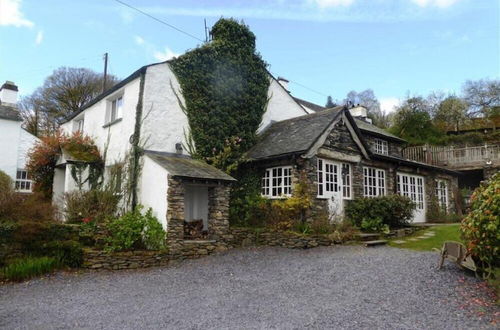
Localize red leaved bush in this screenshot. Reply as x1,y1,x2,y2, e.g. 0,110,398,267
26,131,102,198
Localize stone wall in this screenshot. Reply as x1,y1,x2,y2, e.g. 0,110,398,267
228,228,335,249
83,249,170,270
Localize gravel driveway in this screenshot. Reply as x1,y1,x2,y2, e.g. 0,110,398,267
0,246,496,329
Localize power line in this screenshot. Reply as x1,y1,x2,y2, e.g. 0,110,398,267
113,0,205,42
288,79,329,97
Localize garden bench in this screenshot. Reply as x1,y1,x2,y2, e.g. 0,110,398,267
437,241,477,272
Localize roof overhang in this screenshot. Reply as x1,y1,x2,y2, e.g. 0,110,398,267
372,154,462,176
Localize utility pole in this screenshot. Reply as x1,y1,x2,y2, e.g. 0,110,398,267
204,19,208,42
102,52,108,93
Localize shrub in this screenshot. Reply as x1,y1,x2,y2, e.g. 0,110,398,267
64,189,120,224
1,256,59,282
345,195,416,228
360,217,389,233
426,195,462,223
43,240,83,268
105,206,166,252
0,191,55,224
461,173,500,277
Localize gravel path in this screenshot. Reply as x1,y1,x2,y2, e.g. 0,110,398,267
0,246,496,329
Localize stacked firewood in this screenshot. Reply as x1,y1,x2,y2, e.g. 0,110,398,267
183,219,207,239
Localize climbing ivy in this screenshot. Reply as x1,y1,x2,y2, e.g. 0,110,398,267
170,18,270,171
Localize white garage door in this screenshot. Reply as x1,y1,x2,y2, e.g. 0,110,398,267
397,173,426,223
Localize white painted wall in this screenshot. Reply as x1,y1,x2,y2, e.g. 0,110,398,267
184,185,209,230
259,78,308,133
139,156,169,228
141,63,190,154
17,129,39,170
0,119,20,179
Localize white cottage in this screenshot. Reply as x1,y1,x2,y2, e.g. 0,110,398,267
56,61,307,233
0,81,39,192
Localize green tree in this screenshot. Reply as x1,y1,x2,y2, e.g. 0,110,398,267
434,96,468,132
325,95,336,108
19,67,119,136
389,96,443,144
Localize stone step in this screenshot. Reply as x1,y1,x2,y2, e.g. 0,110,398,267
364,240,388,247
357,233,381,241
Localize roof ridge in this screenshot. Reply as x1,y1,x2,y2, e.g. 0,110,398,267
270,105,344,126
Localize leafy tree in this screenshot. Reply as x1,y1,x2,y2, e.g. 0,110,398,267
19,67,119,136
389,96,443,144
325,95,336,108
433,96,468,132
344,89,391,127
462,78,500,117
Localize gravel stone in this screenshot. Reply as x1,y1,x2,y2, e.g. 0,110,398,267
0,246,496,329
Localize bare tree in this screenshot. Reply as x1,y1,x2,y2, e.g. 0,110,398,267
462,79,500,117
20,67,119,136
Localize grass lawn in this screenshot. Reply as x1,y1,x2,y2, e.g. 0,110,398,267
388,224,462,251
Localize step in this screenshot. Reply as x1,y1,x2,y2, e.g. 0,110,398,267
357,233,381,241
364,240,388,247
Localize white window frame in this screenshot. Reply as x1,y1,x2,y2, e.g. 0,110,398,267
397,173,425,210
341,163,352,200
74,118,84,132
261,166,292,198
373,138,388,155
15,169,32,193
436,179,448,211
106,94,124,124
363,167,386,197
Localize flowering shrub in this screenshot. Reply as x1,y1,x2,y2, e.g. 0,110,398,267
63,189,120,224
26,131,103,197
461,173,499,277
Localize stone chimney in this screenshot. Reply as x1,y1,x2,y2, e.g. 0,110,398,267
277,76,289,92
0,81,18,106
349,105,372,124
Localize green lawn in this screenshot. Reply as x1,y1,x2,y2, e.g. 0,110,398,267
388,224,462,251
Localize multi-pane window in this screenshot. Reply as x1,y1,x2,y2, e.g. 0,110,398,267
261,166,292,198
373,138,388,155
341,163,351,199
74,118,84,132
397,173,425,210
110,96,123,122
436,179,448,211
15,170,32,192
363,167,385,197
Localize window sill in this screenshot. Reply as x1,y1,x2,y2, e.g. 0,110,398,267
261,195,291,200
103,118,122,128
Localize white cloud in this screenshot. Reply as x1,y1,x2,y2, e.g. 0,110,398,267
35,30,43,45
309,0,355,8
153,47,179,61
0,0,34,27
380,97,400,114
134,35,145,45
120,10,134,24
411,0,460,8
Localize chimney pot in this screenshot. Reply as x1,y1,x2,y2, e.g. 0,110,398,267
277,76,290,92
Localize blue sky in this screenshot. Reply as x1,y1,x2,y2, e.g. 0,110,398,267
0,0,498,112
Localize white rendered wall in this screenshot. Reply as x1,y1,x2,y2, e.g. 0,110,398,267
17,129,39,170
141,63,190,154
259,78,308,133
52,168,66,211
139,156,169,229
0,119,21,179
60,77,141,167
184,185,209,230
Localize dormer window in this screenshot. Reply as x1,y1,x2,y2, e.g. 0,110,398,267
373,138,388,155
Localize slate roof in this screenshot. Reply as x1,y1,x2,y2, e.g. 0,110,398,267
0,104,22,121
372,153,461,176
292,97,327,113
144,150,236,182
247,106,344,160
353,118,405,142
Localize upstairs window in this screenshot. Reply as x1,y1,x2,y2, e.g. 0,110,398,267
363,167,385,197
73,118,84,132
262,166,292,198
110,96,123,122
436,179,448,211
373,138,388,155
15,169,32,193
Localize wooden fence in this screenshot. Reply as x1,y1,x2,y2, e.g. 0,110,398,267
402,144,500,168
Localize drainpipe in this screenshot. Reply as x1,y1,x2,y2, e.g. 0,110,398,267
130,69,146,209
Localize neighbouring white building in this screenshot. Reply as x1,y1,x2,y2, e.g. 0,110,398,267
0,81,39,192
56,61,308,230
